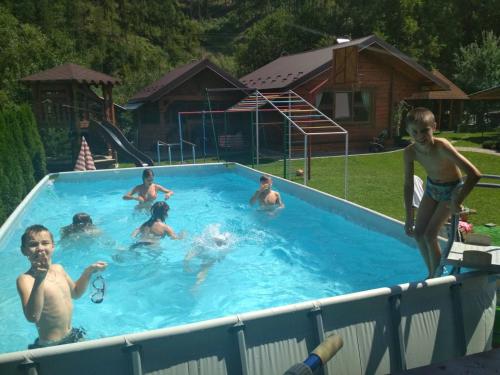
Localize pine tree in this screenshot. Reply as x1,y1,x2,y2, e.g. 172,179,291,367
0,111,24,214
18,104,47,181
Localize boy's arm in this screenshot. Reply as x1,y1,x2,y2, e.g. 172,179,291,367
17,274,46,322
69,262,107,299
276,192,285,208
131,227,140,238
403,147,415,235
156,184,174,199
249,190,260,205
164,225,183,240
123,186,142,201
441,142,481,212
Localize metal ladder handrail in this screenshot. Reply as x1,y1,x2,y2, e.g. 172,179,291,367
435,174,500,277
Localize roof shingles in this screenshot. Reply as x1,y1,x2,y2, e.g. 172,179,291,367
21,63,120,85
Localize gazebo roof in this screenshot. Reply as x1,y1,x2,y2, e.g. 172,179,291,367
468,85,500,100
21,63,120,85
406,70,469,100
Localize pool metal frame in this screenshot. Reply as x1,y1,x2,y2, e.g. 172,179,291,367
0,163,496,375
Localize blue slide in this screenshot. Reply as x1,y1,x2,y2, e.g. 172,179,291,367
92,119,154,167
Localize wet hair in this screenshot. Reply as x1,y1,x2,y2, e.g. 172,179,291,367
21,224,54,249
72,212,92,226
142,168,154,181
406,107,436,128
141,201,170,228
259,175,271,184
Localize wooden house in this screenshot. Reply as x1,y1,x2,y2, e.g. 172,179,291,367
126,59,246,151
239,35,450,151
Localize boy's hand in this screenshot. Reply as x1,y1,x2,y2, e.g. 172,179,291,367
404,221,414,237
30,251,50,276
86,261,108,275
449,199,462,214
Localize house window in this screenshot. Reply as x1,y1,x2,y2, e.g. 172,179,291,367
316,90,372,123
316,92,333,118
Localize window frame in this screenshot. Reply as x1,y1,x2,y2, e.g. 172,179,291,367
316,88,374,125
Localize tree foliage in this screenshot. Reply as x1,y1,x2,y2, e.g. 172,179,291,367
0,0,499,107
0,106,46,223
453,31,500,93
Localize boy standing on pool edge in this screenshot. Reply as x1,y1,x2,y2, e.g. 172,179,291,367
403,107,481,278
16,224,107,348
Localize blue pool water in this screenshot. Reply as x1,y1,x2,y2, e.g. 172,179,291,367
0,166,422,354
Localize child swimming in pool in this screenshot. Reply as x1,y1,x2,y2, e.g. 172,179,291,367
16,225,107,349
403,107,481,278
184,224,234,288
131,201,184,247
123,169,174,210
250,175,284,209
60,213,101,239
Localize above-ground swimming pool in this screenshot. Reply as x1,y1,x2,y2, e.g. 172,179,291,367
0,163,424,355
0,164,495,375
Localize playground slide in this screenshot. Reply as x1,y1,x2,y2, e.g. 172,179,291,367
92,119,154,167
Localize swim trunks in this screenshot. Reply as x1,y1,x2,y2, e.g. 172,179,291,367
28,327,86,349
425,177,462,202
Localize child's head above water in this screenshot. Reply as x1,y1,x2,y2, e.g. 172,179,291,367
20,224,54,255
72,213,92,227
142,168,154,183
150,201,170,222
259,175,272,190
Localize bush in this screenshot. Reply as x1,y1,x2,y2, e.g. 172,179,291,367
482,140,500,151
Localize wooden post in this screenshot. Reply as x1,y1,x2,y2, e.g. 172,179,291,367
438,100,443,130
449,101,454,131
71,82,80,163
388,69,395,139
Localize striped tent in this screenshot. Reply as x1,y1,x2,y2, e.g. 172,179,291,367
74,136,96,171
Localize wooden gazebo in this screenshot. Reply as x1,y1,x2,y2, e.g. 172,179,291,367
21,63,121,160
406,69,469,131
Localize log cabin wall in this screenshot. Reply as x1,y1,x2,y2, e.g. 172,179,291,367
291,52,420,152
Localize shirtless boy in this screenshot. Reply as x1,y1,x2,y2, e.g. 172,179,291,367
249,175,284,208
123,168,174,209
403,107,481,278
16,225,107,348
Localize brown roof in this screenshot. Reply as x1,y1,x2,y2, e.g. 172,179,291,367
240,35,448,91
406,70,469,100
129,59,245,103
21,63,120,85
468,85,500,100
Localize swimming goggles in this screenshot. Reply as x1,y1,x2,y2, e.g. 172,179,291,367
91,275,105,304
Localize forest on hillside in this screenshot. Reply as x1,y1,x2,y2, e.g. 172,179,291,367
1,0,499,107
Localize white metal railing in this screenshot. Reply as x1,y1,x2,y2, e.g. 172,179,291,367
157,140,196,165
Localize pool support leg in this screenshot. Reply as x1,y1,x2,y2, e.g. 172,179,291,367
232,320,249,375
389,294,406,372
123,340,143,375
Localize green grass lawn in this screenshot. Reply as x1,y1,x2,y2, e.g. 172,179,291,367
253,150,500,234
